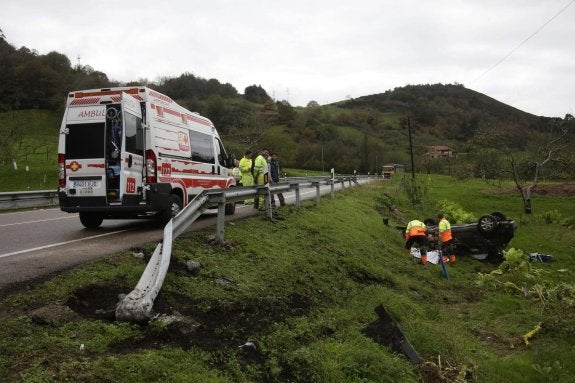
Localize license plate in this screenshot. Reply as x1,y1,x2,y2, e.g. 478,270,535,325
73,181,100,188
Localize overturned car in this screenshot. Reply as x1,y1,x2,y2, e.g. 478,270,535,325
426,212,516,263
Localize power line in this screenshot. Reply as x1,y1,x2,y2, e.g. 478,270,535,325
473,0,575,83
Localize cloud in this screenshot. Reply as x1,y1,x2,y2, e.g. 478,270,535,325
2,0,574,116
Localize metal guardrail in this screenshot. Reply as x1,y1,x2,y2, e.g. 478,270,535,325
115,176,360,322
0,176,374,211
0,190,59,210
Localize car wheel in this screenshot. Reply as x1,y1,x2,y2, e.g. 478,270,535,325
79,212,104,229
490,211,507,221
478,214,498,233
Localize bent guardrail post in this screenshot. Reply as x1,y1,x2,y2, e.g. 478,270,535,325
116,192,210,322
115,221,173,322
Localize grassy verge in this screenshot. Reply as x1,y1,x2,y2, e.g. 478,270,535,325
0,110,60,191
0,176,574,382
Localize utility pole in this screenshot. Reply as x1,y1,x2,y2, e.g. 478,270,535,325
407,117,415,179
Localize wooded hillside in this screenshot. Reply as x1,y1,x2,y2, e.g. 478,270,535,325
1,35,573,179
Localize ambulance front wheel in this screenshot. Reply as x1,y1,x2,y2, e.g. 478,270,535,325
79,212,104,229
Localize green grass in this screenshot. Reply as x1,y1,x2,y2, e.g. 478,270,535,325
0,176,574,382
0,110,60,191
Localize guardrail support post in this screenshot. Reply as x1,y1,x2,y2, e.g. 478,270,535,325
291,183,301,208
265,190,272,220
216,201,226,242
330,180,335,198
312,182,320,205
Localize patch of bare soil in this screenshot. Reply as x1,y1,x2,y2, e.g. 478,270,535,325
471,327,524,352
65,281,313,354
417,358,474,383
485,184,575,197
347,269,396,288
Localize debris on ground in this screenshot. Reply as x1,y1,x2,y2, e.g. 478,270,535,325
529,253,553,262
362,304,422,364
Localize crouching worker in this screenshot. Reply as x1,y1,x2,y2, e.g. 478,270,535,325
405,219,431,264
438,213,456,263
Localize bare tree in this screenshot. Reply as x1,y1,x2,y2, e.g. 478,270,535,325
510,120,570,213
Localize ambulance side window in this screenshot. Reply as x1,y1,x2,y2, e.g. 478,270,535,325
124,113,144,155
189,131,215,163
215,138,229,167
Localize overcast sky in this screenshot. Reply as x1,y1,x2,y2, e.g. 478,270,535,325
2,0,574,117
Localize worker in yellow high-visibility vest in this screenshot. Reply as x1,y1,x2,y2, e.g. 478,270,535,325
438,213,456,263
252,148,270,210
238,150,254,204
405,219,430,263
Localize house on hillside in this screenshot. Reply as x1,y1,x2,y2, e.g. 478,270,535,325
426,145,457,159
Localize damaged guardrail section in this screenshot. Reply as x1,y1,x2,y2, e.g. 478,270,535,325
115,177,359,322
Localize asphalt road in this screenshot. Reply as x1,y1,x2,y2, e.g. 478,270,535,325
0,180,368,291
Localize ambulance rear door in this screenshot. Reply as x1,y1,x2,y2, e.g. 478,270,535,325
63,106,108,200
119,92,144,203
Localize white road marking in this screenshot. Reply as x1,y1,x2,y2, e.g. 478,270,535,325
0,216,75,228
0,229,133,259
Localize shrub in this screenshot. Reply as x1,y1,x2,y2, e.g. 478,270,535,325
535,210,562,224
435,200,476,224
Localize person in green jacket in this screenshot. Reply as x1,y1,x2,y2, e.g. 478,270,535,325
238,150,254,204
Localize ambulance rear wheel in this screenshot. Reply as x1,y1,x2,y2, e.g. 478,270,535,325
79,212,104,229
224,201,236,215
169,194,183,217
157,194,183,225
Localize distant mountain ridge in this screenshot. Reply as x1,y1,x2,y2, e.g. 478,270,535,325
338,83,551,143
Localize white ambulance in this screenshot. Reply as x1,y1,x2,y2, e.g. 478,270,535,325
58,87,237,228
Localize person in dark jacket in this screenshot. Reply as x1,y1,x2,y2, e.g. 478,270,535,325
269,152,285,207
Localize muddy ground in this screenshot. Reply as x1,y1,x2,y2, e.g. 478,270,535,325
485,183,575,197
